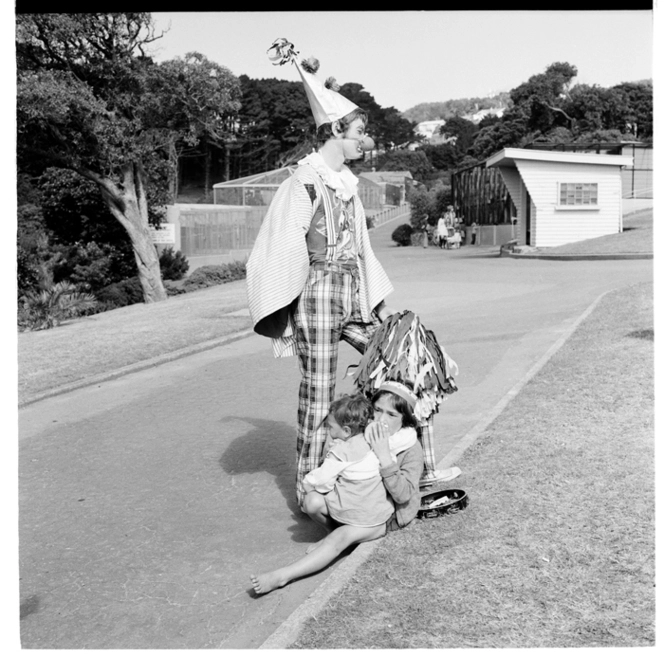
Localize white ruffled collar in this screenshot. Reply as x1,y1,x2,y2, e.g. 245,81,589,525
298,151,358,201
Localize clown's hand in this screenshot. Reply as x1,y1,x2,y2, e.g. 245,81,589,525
375,302,398,322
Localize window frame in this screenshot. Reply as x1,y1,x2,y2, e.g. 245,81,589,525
556,182,599,210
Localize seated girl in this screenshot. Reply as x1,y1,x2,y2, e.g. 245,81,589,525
365,380,424,532
250,385,423,595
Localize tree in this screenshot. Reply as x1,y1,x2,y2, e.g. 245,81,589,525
38,168,132,247
144,52,242,200
339,82,415,149
610,81,653,140
468,114,529,161
420,143,462,171
379,106,417,148
407,187,433,232
16,13,241,303
557,83,630,138
466,62,578,160
374,150,433,182
17,62,168,302
510,62,578,135
236,76,315,171
439,116,478,153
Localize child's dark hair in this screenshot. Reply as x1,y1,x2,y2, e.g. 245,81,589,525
328,393,373,436
371,386,419,429
316,107,369,146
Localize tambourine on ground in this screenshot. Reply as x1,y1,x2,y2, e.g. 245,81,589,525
418,489,469,519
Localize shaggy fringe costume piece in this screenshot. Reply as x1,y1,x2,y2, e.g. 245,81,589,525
350,310,459,424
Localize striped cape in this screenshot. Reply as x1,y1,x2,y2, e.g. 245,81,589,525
246,163,394,358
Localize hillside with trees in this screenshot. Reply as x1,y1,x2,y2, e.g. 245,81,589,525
402,92,513,123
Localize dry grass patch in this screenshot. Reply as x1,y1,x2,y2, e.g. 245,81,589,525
291,281,654,649
17,280,252,403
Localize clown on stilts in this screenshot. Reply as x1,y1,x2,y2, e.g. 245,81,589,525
246,38,461,508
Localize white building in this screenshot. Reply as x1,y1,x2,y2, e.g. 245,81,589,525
464,107,506,124
486,148,633,248
414,119,447,140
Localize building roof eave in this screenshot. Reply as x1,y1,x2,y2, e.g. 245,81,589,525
486,147,633,169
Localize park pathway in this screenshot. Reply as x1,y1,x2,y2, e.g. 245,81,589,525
18,223,652,648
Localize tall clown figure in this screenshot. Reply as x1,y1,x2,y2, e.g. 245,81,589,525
247,39,454,506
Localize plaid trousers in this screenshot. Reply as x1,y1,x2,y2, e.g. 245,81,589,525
292,261,438,505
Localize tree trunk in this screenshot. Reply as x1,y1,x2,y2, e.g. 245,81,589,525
82,163,168,304
168,140,180,204
204,142,211,202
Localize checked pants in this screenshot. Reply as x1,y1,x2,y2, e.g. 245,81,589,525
292,261,438,506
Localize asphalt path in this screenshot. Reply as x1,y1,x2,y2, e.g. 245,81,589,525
18,223,652,649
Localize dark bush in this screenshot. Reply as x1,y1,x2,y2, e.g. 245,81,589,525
18,281,97,331
95,277,144,312
179,262,247,293
17,245,41,293
391,223,413,246
159,247,189,281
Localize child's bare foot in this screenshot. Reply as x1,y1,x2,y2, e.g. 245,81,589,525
250,571,287,595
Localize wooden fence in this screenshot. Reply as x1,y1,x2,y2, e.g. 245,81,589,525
165,201,411,268
367,203,411,229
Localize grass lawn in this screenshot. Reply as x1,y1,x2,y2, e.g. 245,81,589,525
527,210,653,255
291,281,655,649
17,279,252,405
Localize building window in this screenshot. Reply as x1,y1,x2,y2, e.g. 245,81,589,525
559,183,598,206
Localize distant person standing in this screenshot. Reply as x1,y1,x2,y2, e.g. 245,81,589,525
436,216,446,249
471,222,478,245
444,205,457,230
458,221,467,246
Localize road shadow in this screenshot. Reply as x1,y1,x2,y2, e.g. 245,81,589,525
20,594,40,620
218,416,327,545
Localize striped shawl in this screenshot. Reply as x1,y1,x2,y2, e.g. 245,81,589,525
246,162,393,358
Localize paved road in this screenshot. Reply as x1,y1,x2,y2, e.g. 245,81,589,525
18,224,652,649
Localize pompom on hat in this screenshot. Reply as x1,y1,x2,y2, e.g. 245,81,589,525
267,38,360,128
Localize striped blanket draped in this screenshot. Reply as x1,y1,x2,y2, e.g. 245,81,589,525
246,164,393,358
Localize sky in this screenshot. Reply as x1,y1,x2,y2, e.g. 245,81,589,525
148,10,655,114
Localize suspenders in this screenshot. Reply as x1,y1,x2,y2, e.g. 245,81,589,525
308,168,344,262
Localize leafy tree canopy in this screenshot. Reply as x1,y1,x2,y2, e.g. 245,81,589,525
338,82,416,149
16,12,242,303
374,149,433,182
439,116,478,152
236,75,315,169
609,81,653,139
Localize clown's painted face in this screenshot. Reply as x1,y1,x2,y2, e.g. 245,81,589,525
340,118,374,160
